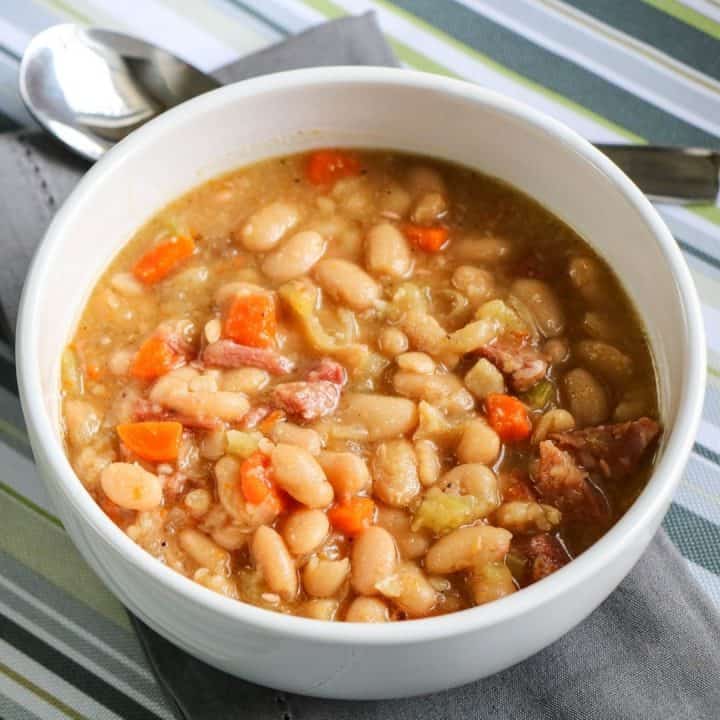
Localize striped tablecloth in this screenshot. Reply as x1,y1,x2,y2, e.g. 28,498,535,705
1,1,720,718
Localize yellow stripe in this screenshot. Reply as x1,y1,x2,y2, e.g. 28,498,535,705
538,0,720,96
642,0,720,40
0,660,89,720
0,489,129,628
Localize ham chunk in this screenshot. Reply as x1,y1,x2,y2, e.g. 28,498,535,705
271,358,347,421
514,533,570,582
551,417,660,481
203,340,295,375
134,398,223,429
307,357,347,386
272,381,341,421
478,335,547,392
535,440,608,521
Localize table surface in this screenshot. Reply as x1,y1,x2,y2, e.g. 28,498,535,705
1,1,720,718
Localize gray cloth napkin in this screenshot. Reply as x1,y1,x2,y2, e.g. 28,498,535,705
1,11,719,720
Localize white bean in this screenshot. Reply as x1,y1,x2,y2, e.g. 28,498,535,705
179,528,230,575
366,223,413,278
271,444,334,508
454,234,512,263
100,463,162,510
494,501,561,534
336,394,417,441
439,463,500,517
302,557,350,598
64,399,101,447
184,489,211,517
414,439,442,488
400,311,447,356
261,230,326,283
345,596,389,622
215,455,279,528
271,423,322,455
568,256,606,304
411,192,447,224
397,352,435,374
251,526,298,600
563,368,608,427
199,430,226,460
372,440,420,508
574,340,632,382
376,504,430,560
456,418,501,465
376,562,438,618
425,525,511,575
317,452,371,498
378,327,409,357
351,526,398,596
220,368,269,394
452,266,494,307
314,259,380,311
447,319,497,354
298,599,338,620
282,509,329,556
510,278,565,338
240,201,300,252
531,408,575,444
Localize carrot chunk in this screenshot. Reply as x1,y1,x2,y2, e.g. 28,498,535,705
485,393,532,443
259,409,286,435
240,452,273,504
116,421,183,462
130,335,184,380
402,223,449,253
132,234,195,285
328,497,375,536
306,149,361,186
224,293,277,348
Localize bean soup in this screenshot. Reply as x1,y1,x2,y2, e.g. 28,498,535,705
61,150,661,622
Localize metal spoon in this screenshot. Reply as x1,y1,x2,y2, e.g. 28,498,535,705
19,24,720,204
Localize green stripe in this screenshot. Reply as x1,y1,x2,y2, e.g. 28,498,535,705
565,0,720,82
641,0,720,40
0,487,128,628
36,0,91,23
0,692,46,720
0,660,88,720
664,502,720,575
0,480,62,528
386,0,720,146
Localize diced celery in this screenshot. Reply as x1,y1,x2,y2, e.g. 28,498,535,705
279,280,349,353
505,551,528,583
411,487,480,534
61,347,82,394
521,379,555,410
475,299,527,334
225,430,259,458
385,282,428,322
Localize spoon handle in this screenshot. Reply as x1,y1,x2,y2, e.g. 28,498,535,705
596,144,720,204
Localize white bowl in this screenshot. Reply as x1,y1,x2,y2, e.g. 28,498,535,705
17,67,705,700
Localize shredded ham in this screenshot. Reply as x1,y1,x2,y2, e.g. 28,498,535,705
202,340,295,375
551,417,660,481
478,334,547,392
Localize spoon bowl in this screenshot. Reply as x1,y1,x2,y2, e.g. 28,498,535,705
19,24,219,161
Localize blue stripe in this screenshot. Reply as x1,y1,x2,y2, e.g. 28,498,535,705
664,502,720,575
387,0,720,146
563,0,720,83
